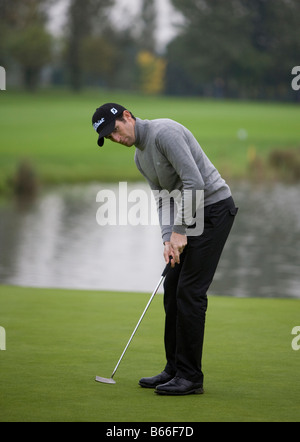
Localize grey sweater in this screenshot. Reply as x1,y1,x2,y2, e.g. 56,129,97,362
134,117,231,242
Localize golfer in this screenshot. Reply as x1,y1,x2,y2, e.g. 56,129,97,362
92,103,238,396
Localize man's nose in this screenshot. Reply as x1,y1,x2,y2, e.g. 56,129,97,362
111,133,121,143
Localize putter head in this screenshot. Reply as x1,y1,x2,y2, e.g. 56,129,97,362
95,376,116,384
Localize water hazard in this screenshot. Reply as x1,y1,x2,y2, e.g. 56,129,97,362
0,181,299,298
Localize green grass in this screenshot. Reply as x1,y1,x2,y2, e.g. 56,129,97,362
1,89,300,193
0,285,299,422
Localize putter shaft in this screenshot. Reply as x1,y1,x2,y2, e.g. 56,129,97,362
96,257,172,384
111,275,164,379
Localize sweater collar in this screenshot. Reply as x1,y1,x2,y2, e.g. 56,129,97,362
134,118,147,151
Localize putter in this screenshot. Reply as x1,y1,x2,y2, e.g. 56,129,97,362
95,257,173,384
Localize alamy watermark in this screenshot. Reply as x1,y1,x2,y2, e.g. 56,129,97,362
291,66,300,91
0,66,6,90
291,326,300,351
0,326,6,351
96,182,204,236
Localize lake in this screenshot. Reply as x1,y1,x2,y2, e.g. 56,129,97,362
0,181,299,298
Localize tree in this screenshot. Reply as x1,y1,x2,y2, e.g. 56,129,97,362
139,0,157,53
167,0,300,99
9,25,52,90
239,0,300,99
65,0,114,91
0,0,54,90
80,28,139,90
137,51,166,94
166,0,251,96
135,1,166,94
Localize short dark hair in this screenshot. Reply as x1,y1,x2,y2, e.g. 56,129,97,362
116,111,136,122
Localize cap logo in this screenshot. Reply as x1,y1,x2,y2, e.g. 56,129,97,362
93,118,105,132
111,107,118,115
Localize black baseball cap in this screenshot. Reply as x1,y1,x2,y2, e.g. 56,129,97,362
92,103,127,147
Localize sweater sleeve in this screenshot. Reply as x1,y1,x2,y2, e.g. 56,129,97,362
135,152,174,242
156,128,205,235
156,127,205,190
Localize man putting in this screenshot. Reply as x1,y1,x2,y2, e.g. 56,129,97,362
91,103,238,396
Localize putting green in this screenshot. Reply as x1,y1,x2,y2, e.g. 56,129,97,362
0,285,299,422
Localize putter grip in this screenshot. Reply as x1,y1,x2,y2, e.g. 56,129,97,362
162,256,172,277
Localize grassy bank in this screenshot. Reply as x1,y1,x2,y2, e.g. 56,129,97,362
1,89,300,194
0,285,299,422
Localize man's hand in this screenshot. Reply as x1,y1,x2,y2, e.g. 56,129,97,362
164,232,187,267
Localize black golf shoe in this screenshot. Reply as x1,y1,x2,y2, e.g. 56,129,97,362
155,376,204,396
139,371,174,389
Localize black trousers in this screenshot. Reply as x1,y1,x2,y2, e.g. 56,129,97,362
163,196,238,384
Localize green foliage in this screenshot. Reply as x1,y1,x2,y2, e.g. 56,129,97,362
65,0,115,91
9,25,52,69
167,0,300,98
0,0,53,90
1,0,300,98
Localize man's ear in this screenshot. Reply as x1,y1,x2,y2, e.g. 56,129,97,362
123,110,132,121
